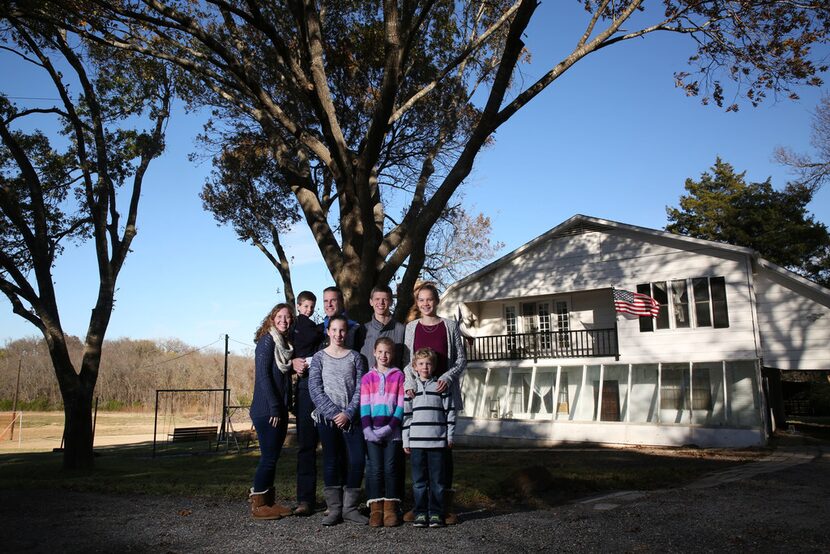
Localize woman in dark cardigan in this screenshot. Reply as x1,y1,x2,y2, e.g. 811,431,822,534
248,303,295,519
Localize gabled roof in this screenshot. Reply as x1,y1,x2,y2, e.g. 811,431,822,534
444,214,830,300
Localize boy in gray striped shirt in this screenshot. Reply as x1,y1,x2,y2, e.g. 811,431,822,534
402,347,455,527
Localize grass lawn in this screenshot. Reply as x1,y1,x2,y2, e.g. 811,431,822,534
0,441,767,512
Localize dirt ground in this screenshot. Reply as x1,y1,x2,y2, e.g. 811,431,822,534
0,411,245,452
0,444,826,553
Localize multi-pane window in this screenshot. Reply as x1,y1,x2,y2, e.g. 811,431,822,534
555,301,570,348
652,281,670,330
693,278,712,326
660,367,713,410
692,368,712,410
538,303,551,350
671,279,690,328
505,305,517,351
639,277,729,332
710,277,730,328
660,368,685,410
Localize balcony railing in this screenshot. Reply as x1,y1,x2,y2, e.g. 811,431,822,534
467,327,619,362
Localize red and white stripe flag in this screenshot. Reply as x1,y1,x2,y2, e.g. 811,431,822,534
613,288,660,317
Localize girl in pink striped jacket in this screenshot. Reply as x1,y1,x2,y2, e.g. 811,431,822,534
360,337,406,527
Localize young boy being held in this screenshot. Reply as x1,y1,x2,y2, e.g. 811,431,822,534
290,290,324,516
360,337,406,527
402,347,456,528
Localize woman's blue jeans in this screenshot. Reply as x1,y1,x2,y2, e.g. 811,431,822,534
316,421,366,488
365,439,403,501
252,414,288,492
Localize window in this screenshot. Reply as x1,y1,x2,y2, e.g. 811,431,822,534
693,278,712,327
660,366,712,411
557,373,570,415
711,277,729,328
692,368,712,410
660,368,686,410
521,302,537,332
555,301,570,348
638,277,729,332
671,280,690,328
652,281,670,329
505,306,517,352
637,283,654,332
538,303,551,350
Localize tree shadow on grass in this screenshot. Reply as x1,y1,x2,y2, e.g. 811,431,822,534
450,444,770,520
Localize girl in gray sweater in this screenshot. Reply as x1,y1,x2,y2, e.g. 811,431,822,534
308,314,368,526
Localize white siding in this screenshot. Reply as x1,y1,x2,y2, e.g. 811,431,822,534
755,270,830,370
443,228,761,363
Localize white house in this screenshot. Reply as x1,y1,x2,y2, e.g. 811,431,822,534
438,215,830,448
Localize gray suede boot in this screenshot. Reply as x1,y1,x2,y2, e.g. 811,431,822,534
342,487,369,525
321,486,343,526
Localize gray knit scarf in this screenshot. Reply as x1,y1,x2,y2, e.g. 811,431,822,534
268,328,294,374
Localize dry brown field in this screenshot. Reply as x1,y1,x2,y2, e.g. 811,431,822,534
0,411,254,453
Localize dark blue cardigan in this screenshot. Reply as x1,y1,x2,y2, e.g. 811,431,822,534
249,333,292,419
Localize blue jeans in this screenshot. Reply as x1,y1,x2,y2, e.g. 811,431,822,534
317,421,366,488
410,447,446,517
252,414,288,492
365,439,403,501
295,383,318,504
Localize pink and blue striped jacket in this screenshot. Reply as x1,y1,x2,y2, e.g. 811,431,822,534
359,367,406,443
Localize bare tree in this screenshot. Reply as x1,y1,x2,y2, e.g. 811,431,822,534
776,94,830,192
421,204,503,290
0,15,171,468
16,0,830,319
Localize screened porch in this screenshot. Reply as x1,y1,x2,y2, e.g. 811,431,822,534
460,360,763,429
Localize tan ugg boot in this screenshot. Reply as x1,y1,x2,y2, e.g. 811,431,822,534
383,499,401,527
368,500,384,527
249,488,293,520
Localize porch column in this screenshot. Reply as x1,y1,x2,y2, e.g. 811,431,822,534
625,364,632,423
597,364,605,422
722,361,728,425
553,365,562,423
526,365,537,415
657,362,662,424
483,367,493,418
580,364,587,420
505,367,513,417
689,361,694,425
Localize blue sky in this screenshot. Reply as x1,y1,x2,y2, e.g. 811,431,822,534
2,6,828,354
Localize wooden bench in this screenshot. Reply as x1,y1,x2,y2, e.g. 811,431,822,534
169,426,218,446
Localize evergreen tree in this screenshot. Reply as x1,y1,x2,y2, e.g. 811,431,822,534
667,159,830,287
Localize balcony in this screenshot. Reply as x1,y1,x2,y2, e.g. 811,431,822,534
467,327,619,362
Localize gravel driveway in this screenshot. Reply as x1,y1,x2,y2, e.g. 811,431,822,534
2,446,827,553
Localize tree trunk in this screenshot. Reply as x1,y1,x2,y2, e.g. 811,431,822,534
335,259,374,323
60,374,95,470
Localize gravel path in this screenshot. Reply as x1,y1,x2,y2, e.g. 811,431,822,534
2,446,827,553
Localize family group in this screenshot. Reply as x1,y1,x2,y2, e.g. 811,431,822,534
248,282,466,529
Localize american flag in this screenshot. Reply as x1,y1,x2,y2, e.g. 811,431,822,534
613,288,660,317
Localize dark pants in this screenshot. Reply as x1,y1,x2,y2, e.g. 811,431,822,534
317,421,366,488
445,449,454,489
295,383,318,504
365,439,403,501
410,447,446,517
400,447,452,501
252,414,288,492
